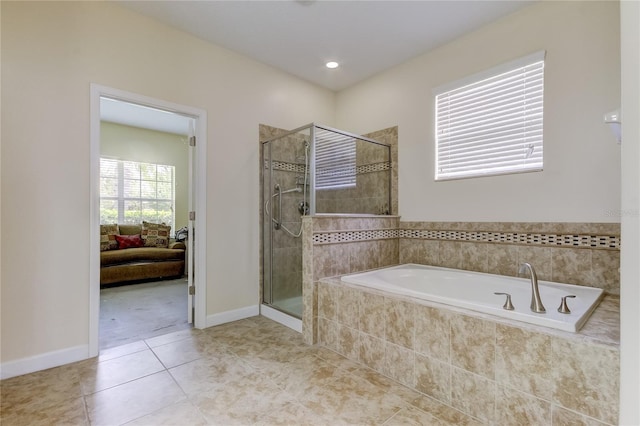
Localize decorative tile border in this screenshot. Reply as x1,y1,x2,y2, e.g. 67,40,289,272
269,160,390,176
313,227,620,249
357,162,391,174
400,229,620,250
313,229,399,244
268,160,306,173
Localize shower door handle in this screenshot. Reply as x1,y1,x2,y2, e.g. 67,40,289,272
274,184,281,230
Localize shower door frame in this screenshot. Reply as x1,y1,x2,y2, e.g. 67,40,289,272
261,124,313,318
261,123,392,321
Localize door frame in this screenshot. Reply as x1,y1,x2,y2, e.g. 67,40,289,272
89,84,208,357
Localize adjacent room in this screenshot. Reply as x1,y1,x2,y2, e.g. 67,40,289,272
1,1,638,425
98,99,193,349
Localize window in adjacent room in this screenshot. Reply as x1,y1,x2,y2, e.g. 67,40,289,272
434,51,545,181
315,128,357,189
100,158,175,229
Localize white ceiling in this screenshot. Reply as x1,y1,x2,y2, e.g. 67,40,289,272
105,0,534,134
118,0,534,92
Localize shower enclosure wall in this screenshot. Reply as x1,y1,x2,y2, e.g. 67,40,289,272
261,124,391,319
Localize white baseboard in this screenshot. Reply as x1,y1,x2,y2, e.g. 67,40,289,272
260,304,302,333
1,305,290,379
205,305,259,328
0,345,89,380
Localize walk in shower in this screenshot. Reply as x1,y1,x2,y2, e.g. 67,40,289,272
261,124,391,320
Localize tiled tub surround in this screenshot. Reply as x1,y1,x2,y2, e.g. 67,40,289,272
317,277,620,425
340,264,605,332
400,222,621,295
304,220,620,343
301,215,400,345
306,220,620,424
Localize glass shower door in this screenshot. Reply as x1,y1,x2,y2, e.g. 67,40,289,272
262,126,310,319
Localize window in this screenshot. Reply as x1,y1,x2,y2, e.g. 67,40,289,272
434,51,545,181
100,158,175,231
315,128,356,189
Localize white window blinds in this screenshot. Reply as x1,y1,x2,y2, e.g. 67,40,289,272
435,51,545,181
315,128,356,189
100,158,175,229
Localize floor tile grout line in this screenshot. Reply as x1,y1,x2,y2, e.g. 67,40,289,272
83,348,166,395
4,316,482,426
143,331,195,349
82,367,169,398
316,343,487,425
81,395,92,426
379,405,409,425
86,374,190,426
147,341,174,371
115,368,193,426
96,344,151,364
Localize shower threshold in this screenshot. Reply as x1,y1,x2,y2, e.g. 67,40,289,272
260,301,302,333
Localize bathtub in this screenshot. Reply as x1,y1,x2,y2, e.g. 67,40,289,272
340,264,604,332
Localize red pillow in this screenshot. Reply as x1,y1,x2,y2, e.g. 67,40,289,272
115,234,144,249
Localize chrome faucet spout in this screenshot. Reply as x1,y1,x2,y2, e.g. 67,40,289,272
519,262,546,313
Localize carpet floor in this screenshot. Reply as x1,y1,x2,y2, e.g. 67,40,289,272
99,277,191,350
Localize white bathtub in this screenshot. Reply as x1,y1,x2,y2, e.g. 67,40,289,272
340,264,604,332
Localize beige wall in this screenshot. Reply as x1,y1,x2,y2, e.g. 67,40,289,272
336,1,621,223
619,0,640,422
0,1,334,364
2,4,637,416
100,122,189,232
0,0,3,372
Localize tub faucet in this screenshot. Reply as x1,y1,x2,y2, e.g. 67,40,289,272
519,262,546,313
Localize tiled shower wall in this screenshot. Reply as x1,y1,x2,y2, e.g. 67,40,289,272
316,154,390,215
263,130,308,302
316,128,396,215
365,127,398,217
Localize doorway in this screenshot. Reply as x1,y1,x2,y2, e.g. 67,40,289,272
89,84,207,357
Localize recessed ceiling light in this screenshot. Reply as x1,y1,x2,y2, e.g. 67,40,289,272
325,61,339,69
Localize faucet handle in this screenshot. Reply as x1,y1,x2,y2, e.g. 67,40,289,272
494,292,515,311
557,295,576,314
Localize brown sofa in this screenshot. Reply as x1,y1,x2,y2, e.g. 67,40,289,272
100,224,186,286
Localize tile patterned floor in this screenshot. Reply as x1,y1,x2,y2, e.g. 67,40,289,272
1,316,481,425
